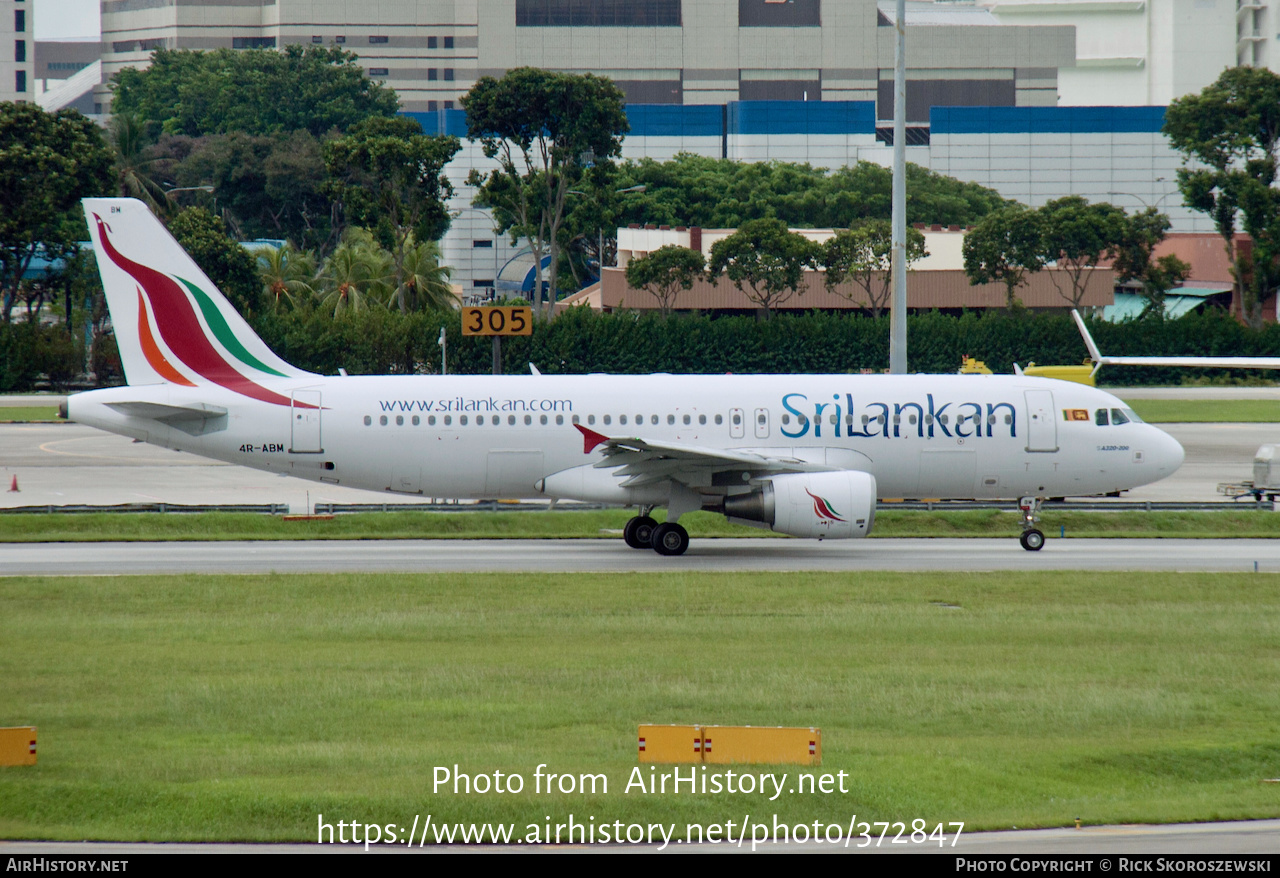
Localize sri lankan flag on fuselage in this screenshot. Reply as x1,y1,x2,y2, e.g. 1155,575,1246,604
84,198,318,404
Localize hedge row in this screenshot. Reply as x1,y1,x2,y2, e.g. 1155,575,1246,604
3,307,1279,391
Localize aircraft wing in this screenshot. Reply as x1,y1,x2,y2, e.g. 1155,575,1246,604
575,424,834,488
1072,309,1280,370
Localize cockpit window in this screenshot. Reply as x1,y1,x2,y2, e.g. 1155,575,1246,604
1122,407,1143,423
1095,408,1109,426
1110,408,1130,426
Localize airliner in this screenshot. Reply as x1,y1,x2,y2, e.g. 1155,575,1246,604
65,198,1185,554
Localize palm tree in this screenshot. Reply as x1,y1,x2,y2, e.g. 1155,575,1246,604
316,228,393,316
258,243,318,311
111,113,169,216
391,238,456,312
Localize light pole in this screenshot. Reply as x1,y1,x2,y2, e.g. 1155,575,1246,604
163,184,216,218
1108,178,1177,212
566,184,646,287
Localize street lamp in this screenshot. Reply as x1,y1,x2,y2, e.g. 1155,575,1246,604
1108,178,1177,211
566,184,647,283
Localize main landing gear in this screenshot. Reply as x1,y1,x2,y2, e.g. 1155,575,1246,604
623,507,691,556
1018,495,1045,551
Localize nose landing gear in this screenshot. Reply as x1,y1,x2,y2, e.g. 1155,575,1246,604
1018,495,1045,551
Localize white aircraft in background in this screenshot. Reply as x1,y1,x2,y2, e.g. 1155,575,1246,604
64,199,1185,554
1073,309,1280,371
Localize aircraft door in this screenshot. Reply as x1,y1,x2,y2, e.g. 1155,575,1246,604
729,408,745,439
1024,390,1058,452
290,390,322,453
753,407,769,439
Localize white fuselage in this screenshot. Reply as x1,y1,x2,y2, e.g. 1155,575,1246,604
67,373,1184,503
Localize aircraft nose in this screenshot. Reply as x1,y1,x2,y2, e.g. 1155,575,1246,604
1151,427,1185,475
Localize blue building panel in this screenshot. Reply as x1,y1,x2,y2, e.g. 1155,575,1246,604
931,105,1167,135
400,108,469,137
727,100,875,135
624,104,722,138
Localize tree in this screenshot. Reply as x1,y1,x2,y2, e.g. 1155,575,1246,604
258,243,318,311
821,219,927,318
0,104,113,323
391,239,455,312
462,68,629,318
324,116,460,313
166,130,336,252
315,228,393,317
624,245,706,316
962,205,1045,309
110,45,400,138
706,218,820,318
110,112,169,216
1111,208,1191,317
168,206,262,316
1165,66,1280,329
1036,196,1128,307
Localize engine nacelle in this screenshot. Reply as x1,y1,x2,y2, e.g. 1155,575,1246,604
724,471,877,539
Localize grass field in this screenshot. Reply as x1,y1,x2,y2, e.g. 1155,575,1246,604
1121,398,1280,423
1,508,1279,543
0,406,60,423
0,509,1274,542
1,571,1278,842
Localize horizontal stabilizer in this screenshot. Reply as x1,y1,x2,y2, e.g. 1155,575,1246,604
106,401,229,436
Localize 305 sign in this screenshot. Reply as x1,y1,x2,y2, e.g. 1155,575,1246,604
462,306,532,336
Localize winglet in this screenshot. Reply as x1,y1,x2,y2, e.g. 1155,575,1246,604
574,423,609,454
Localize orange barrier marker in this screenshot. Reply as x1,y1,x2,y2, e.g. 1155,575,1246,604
0,727,37,766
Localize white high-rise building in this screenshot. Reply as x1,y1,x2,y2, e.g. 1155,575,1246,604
1,0,33,103
979,0,1245,105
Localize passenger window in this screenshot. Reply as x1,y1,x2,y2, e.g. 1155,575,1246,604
1110,408,1129,425
428,415,436,426
412,415,420,426
603,414,611,425
620,415,628,425
556,415,564,425
444,415,451,426
782,414,790,425
699,414,706,425
379,415,388,425
667,414,675,425
732,413,742,426
540,414,548,425
396,415,404,425
363,415,371,426
460,415,468,426
683,414,691,425
524,415,532,425
714,414,723,425
508,415,516,425
651,415,659,425
1096,408,1109,426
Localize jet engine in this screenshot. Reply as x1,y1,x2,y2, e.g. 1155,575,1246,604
722,471,877,539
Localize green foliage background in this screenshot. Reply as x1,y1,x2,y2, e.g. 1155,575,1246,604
7,306,1280,391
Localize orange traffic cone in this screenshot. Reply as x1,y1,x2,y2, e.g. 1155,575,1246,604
7,475,18,492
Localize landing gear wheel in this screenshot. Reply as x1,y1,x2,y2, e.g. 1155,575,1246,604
651,522,690,556
623,515,658,549
1020,528,1045,551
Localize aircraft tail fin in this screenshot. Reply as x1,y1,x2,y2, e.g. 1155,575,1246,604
83,198,315,396
1071,309,1105,376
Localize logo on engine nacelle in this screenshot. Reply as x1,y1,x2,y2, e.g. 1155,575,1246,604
805,488,846,524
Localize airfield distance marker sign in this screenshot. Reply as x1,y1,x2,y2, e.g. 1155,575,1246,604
462,306,533,375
